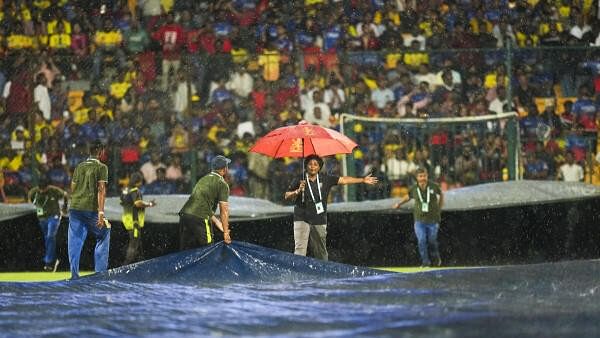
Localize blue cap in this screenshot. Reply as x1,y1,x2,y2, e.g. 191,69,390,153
211,155,231,170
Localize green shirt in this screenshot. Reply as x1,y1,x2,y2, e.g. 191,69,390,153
70,158,108,212
180,172,229,219
124,29,150,54
28,186,66,219
409,182,442,223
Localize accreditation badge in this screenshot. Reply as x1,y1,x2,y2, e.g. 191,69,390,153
36,207,45,217
421,203,429,213
315,202,325,214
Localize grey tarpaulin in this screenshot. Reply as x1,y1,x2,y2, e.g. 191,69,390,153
2,181,600,223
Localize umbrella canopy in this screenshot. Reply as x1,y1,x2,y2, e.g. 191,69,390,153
249,121,358,158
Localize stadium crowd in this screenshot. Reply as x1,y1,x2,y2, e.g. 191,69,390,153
1,0,600,204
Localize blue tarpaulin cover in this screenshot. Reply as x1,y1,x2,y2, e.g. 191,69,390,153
1,241,600,337
85,241,384,284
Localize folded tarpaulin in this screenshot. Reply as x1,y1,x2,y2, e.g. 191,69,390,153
80,241,386,284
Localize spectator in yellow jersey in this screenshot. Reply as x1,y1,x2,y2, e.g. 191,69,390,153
6,24,34,50
47,10,72,35
93,18,126,79
258,44,281,82
48,21,71,53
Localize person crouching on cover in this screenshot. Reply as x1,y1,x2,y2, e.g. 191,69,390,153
28,177,69,272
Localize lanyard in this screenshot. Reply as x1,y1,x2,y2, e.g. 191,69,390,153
306,173,322,203
416,184,430,204
33,192,49,208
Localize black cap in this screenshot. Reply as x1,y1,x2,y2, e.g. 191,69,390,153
90,140,106,154
211,155,231,170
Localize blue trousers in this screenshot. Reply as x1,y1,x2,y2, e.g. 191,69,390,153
68,210,111,279
39,215,60,265
414,221,440,266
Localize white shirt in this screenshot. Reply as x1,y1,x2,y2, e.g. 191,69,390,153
303,103,332,127
559,163,584,182
402,34,426,50
323,88,345,110
173,81,197,115
488,98,507,115
34,84,52,120
140,161,166,184
413,73,438,90
370,88,395,109
141,0,162,16
226,72,254,98
2,81,11,99
356,22,386,38
381,158,416,180
300,88,319,112
570,24,591,40
435,70,462,86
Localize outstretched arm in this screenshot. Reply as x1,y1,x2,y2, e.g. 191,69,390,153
337,173,378,185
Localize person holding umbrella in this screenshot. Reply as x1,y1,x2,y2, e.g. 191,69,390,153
284,154,378,261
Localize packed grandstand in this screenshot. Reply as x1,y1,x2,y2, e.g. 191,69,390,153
1,0,600,204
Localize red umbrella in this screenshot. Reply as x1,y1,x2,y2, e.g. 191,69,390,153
249,121,358,158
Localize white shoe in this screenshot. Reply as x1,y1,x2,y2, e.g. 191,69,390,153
53,259,60,273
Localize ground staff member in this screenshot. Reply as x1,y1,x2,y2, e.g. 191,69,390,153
179,155,232,249
284,154,378,261
28,177,68,272
394,167,444,267
121,172,156,265
68,141,109,279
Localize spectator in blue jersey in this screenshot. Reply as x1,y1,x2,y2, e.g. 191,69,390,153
141,167,177,195
571,85,598,132
524,151,549,180
47,157,71,190
323,17,343,53
565,124,589,164
210,78,234,104
274,25,294,53
520,105,544,138
80,110,106,142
